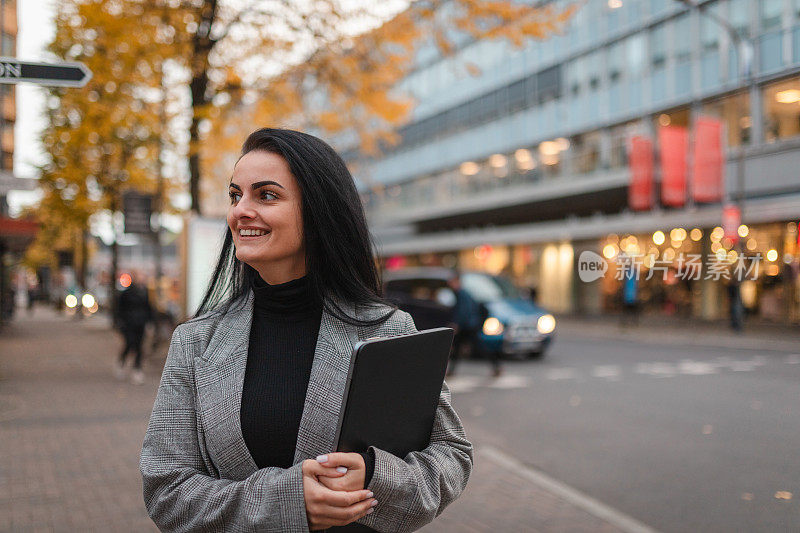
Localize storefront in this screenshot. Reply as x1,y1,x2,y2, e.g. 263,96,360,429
595,221,800,323
379,218,800,324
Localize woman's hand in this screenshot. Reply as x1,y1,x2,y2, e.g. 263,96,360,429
302,459,377,531
315,452,367,492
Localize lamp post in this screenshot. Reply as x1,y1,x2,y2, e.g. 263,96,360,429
676,0,754,331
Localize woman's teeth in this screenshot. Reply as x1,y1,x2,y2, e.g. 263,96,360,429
239,229,268,236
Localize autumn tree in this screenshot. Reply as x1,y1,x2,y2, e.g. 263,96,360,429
29,0,183,314
146,0,577,214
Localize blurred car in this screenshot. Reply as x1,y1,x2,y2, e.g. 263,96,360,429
383,267,556,359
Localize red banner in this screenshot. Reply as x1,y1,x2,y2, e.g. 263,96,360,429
691,116,724,203
722,204,740,242
659,125,688,207
628,136,654,211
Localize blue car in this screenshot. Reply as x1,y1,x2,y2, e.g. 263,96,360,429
383,267,556,359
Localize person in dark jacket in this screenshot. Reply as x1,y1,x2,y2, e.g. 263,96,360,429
115,272,153,384
446,273,493,376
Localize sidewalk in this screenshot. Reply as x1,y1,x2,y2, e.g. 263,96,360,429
555,313,800,353
1,306,639,532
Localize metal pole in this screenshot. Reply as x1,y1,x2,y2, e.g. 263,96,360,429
675,0,752,214
675,0,752,330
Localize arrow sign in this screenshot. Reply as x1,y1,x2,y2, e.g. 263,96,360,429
0,56,92,88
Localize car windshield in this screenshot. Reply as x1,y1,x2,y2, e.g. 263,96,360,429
461,273,521,302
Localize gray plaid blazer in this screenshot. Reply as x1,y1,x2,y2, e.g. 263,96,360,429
140,291,473,532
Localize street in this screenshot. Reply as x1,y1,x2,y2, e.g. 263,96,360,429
449,322,800,533
2,308,799,531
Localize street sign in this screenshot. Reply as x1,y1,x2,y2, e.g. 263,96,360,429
123,192,154,235
0,57,92,88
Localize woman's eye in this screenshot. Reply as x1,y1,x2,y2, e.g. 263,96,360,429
228,190,278,204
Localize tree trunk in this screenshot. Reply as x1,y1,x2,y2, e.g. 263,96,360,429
187,0,219,215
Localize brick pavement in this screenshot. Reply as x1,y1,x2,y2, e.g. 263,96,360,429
1,306,635,532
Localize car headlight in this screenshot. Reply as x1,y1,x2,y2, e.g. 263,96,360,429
537,314,556,334
482,317,504,336
81,293,96,308
65,294,78,308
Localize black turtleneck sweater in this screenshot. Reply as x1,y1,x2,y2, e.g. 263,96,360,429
240,274,374,486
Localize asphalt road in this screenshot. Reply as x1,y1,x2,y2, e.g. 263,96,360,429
447,332,800,533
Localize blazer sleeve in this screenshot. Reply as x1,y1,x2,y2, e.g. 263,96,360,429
357,311,474,533
140,325,308,532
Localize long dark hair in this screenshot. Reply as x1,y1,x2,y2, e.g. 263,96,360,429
190,128,396,326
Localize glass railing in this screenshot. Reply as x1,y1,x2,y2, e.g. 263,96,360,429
363,145,630,219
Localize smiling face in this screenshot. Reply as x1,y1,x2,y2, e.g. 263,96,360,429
226,150,306,284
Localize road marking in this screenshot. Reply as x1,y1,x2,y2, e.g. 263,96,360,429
451,354,793,394
488,374,528,389
480,445,660,533
446,376,482,393
546,367,577,380
593,365,621,380
728,360,759,372
635,362,676,377
678,360,719,375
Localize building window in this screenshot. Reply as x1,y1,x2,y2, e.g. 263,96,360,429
567,56,584,96
763,77,800,142
702,91,750,146
607,41,624,83
728,0,749,39
1,124,12,153
700,2,722,52
673,14,692,62
1,34,14,56
609,120,646,169
760,0,783,32
625,34,646,76
650,24,667,69
571,131,602,174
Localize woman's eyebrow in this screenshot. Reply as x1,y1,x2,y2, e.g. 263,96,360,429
228,180,285,190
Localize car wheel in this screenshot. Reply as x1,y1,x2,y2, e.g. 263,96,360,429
528,349,546,360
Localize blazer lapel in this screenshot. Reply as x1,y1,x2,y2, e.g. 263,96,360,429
193,291,360,480
293,298,360,464
194,292,260,481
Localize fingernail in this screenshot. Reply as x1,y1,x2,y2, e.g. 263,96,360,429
366,508,374,515
371,500,378,507
316,454,328,463
367,491,374,498
336,466,347,473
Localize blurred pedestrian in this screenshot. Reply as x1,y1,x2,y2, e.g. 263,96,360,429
620,264,639,327
727,276,744,333
447,273,498,377
140,128,472,532
115,271,153,385
27,283,37,316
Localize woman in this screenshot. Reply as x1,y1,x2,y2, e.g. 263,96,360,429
140,128,473,532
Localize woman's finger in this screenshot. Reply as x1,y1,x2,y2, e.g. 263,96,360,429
317,472,362,492
318,497,378,526
317,486,373,508
316,452,363,469
303,459,348,478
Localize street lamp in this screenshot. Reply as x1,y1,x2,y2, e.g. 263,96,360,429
674,0,753,210
675,0,754,331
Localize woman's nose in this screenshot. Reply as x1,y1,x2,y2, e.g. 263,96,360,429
231,197,257,219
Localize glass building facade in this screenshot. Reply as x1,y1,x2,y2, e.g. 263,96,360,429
353,0,800,324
